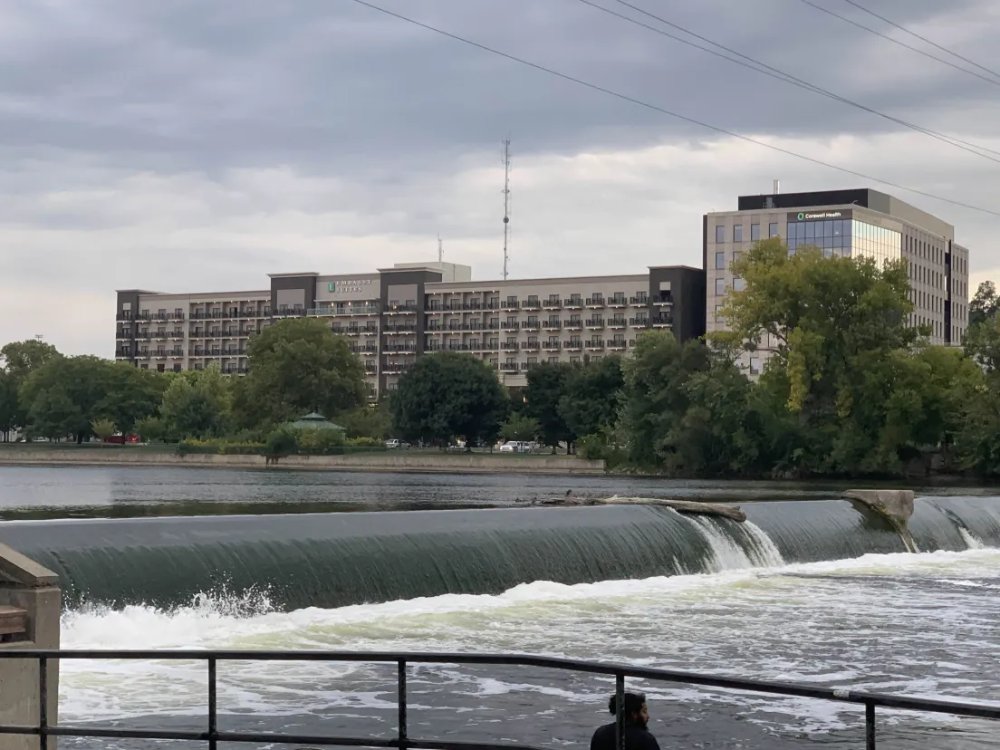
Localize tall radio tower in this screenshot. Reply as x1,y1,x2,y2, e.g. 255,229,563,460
502,138,511,280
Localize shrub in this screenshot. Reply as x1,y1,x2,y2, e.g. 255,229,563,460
296,428,346,454
264,427,299,458
346,436,383,448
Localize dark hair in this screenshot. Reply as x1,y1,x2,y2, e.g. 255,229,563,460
608,692,646,716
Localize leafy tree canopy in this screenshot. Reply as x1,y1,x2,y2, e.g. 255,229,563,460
391,353,509,447
524,362,576,451
240,318,367,426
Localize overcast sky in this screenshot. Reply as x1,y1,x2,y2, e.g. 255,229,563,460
3,0,999,356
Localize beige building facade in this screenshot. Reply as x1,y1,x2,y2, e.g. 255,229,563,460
116,262,705,399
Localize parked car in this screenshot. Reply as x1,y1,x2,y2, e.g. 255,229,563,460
499,440,532,454
384,439,410,449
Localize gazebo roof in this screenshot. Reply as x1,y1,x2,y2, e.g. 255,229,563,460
287,412,345,431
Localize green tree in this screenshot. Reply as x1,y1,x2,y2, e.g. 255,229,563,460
91,418,117,441
391,353,509,447
0,339,61,431
339,403,391,439
20,356,116,443
160,365,232,438
0,371,16,442
239,319,366,426
97,364,169,434
557,356,624,447
499,413,540,442
969,281,999,328
27,390,82,441
964,312,1000,373
524,362,576,453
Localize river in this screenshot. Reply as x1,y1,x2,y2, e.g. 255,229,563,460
0,465,998,749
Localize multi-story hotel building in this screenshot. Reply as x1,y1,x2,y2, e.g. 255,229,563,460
704,188,971,374
116,262,705,398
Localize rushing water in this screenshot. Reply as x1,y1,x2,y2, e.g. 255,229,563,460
0,466,997,749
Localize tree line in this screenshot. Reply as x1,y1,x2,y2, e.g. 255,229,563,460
0,319,387,444
388,238,1000,478
4,237,1000,477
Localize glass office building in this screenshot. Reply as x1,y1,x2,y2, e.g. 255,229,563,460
704,188,971,372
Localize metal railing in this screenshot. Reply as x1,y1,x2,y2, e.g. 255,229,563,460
0,650,998,750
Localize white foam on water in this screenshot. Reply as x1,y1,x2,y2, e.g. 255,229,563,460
57,547,1000,735
959,527,986,549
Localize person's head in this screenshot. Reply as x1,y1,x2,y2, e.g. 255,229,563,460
607,692,648,728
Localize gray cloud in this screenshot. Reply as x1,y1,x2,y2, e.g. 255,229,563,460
1,0,998,355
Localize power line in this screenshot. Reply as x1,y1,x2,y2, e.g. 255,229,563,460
348,0,1000,218
796,0,1000,88
571,0,1000,163
841,0,1000,82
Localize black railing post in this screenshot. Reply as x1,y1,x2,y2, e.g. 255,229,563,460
866,700,876,750
614,672,625,750
208,656,218,750
38,655,48,750
398,659,408,750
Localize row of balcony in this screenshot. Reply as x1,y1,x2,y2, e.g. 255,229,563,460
309,305,382,317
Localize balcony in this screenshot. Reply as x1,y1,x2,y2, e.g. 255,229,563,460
542,321,562,330
607,340,627,350
500,322,520,330
383,326,417,334
351,346,378,354
170,330,185,338
652,295,673,306
446,344,472,352
116,312,134,321
522,321,541,332
608,319,627,329
629,296,649,305
274,307,307,318
651,315,672,328
608,298,627,308
629,317,650,327
500,342,519,351
585,319,605,329
542,299,562,309
522,341,541,351
564,321,583,330
521,300,541,311
565,341,583,351
311,305,380,317
585,297,606,308
384,304,418,315
542,342,561,350
563,298,583,309
500,363,519,372
168,349,185,357
114,349,132,358
585,341,605,351
383,344,416,353
500,300,520,310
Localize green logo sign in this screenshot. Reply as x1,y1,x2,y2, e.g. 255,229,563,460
797,212,805,220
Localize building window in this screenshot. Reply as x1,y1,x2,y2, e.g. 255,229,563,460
733,251,743,264
715,225,726,243
715,251,726,270
750,223,760,241
715,278,726,296
769,222,779,238
749,356,761,375
733,225,743,242
733,278,747,292
714,304,723,320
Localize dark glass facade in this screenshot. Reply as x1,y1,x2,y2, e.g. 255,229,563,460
787,219,901,265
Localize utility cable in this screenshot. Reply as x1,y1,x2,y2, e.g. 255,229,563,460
349,0,1000,219
841,0,1000,82
796,0,1000,88
571,0,1000,163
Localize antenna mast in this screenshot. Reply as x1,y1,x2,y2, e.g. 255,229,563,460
437,234,443,263
502,138,511,280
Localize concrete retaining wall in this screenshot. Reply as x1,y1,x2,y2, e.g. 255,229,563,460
0,449,605,475
0,545,60,750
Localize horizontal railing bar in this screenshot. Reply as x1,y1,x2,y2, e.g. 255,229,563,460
41,726,551,750
1,650,998,722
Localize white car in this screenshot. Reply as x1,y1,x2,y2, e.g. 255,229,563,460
500,440,531,453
